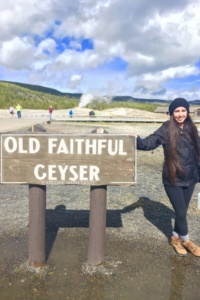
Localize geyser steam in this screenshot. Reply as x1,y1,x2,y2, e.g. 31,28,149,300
79,93,112,108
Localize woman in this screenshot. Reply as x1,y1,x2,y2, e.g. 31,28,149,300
137,98,200,256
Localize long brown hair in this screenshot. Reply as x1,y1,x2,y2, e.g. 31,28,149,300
166,115,200,184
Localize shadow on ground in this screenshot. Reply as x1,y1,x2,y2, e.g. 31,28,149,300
45,197,174,260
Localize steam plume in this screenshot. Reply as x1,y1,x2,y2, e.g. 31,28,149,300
79,93,112,108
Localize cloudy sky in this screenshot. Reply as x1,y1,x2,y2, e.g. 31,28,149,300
1,0,200,100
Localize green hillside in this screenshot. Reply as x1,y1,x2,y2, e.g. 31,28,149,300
0,81,79,109
0,80,82,98
0,80,159,112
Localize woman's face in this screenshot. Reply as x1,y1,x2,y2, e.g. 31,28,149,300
173,106,188,126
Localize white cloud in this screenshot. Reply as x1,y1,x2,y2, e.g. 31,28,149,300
134,65,200,93
37,38,57,55
69,41,82,50
0,37,34,69
69,74,83,89
0,0,200,100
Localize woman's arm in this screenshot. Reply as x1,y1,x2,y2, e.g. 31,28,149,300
137,122,167,151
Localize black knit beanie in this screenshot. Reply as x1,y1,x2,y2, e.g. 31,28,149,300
169,98,190,116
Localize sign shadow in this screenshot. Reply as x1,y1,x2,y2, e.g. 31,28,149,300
45,197,174,260
45,204,124,260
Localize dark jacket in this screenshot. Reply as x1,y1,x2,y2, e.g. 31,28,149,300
137,121,199,187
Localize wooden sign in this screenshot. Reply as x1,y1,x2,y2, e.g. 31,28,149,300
1,134,136,186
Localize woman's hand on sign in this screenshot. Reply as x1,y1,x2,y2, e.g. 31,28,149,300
129,132,138,138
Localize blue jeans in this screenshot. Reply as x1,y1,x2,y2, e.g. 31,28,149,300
17,111,21,118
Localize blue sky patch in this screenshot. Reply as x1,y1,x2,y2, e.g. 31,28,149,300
55,37,94,53
100,57,128,72
166,74,200,89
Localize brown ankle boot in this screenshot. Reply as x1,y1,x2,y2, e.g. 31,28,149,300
182,240,200,257
170,236,187,256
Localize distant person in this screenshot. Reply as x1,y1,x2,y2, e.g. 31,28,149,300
15,104,22,119
9,106,14,118
48,106,53,121
136,98,200,257
69,109,73,117
89,110,95,117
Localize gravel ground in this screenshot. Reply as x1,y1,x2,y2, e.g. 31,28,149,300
1,121,200,240
1,121,200,300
